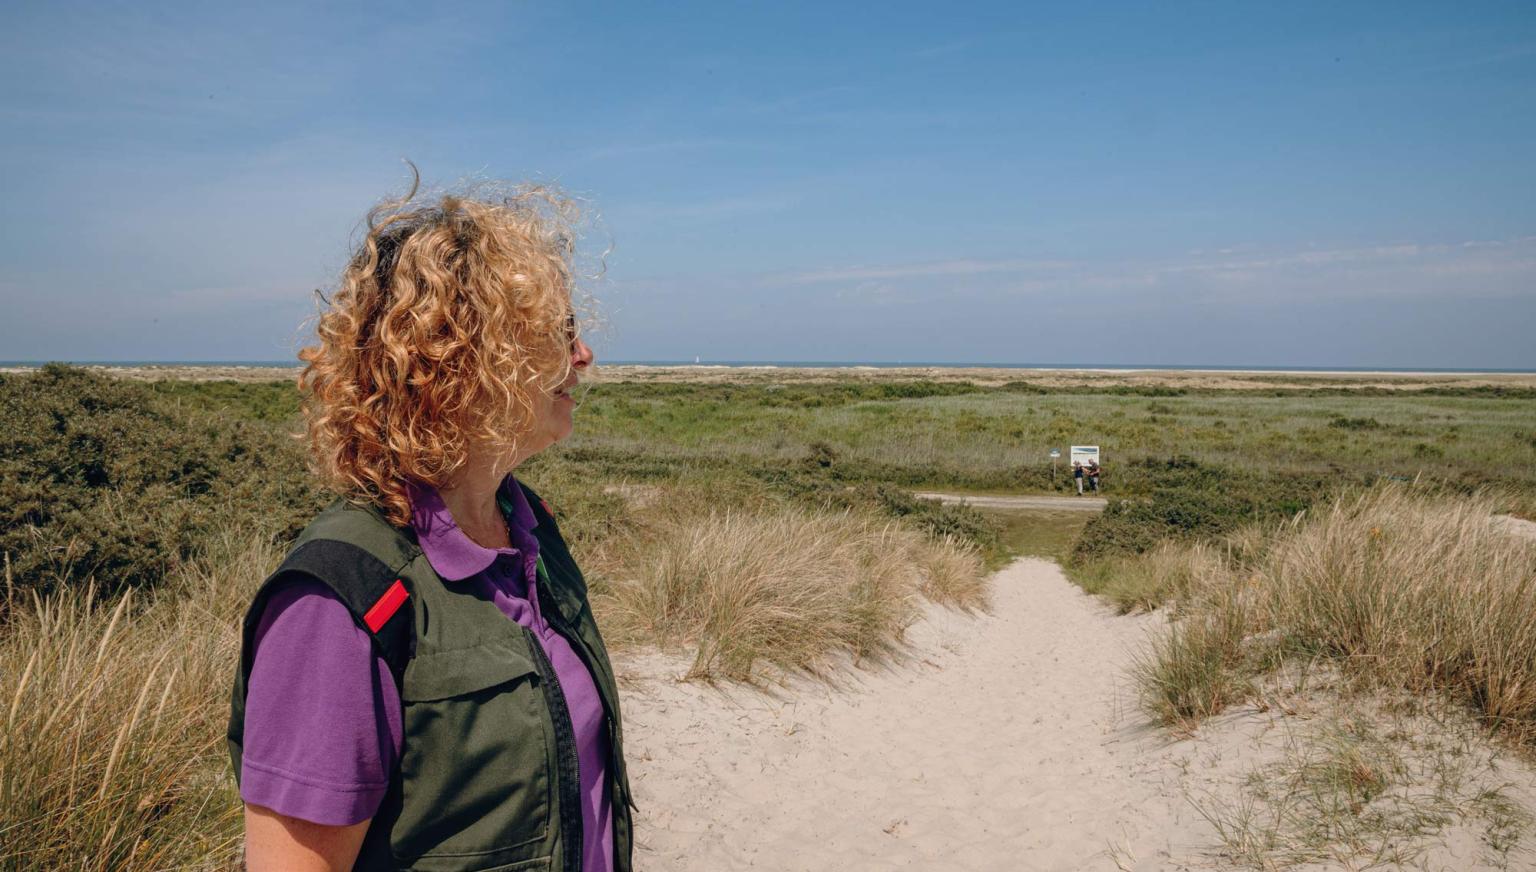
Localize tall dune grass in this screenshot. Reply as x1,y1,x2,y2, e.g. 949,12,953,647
590,504,986,681
1135,487,1536,741
1069,540,1227,615
0,527,274,871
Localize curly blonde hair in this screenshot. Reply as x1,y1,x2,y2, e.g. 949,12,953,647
298,177,583,526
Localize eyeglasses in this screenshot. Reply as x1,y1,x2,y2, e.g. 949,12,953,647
564,312,594,370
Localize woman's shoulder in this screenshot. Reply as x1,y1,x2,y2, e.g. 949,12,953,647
252,498,419,674
252,576,358,649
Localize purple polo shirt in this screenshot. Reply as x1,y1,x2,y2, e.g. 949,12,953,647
240,476,615,872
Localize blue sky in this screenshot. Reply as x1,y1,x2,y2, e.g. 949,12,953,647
2,1,1534,368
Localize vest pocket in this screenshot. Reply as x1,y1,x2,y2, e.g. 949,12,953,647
393,641,554,871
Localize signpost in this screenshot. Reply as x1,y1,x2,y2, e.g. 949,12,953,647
1049,448,1061,487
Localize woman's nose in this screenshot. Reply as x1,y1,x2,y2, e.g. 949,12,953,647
571,337,595,370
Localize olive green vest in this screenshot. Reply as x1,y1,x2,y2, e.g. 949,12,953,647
228,484,635,872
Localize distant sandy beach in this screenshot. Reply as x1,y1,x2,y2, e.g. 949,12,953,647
593,364,1536,392
7,362,1535,392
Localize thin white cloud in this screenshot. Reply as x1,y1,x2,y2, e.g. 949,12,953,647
1421,41,1536,73
766,237,1536,306
577,138,753,161
731,84,865,116
912,40,971,59
784,258,1079,284
615,194,800,221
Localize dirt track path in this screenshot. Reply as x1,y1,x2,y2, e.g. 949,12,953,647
913,492,1108,511
616,559,1220,871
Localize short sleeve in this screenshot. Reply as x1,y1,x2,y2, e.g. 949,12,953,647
240,578,404,826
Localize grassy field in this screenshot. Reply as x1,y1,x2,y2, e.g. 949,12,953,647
140,368,1536,494
556,380,1536,497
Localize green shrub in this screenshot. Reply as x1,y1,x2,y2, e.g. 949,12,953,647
1070,456,1334,564
147,379,301,422
1328,416,1383,430
866,485,1000,553
748,450,1003,557
0,365,324,597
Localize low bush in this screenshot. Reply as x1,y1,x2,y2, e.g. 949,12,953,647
0,366,324,599
1328,416,1382,430
1070,457,1333,565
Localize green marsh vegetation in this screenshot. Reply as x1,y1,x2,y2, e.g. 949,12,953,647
564,378,1536,497
560,376,1536,574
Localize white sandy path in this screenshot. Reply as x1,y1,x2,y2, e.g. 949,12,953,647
913,492,1108,512
616,559,1220,871
615,554,1536,871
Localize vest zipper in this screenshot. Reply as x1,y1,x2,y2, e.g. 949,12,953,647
535,552,637,871
536,558,638,816
525,625,584,872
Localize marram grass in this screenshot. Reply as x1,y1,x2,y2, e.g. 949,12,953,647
1134,486,1536,743
0,527,271,871
589,503,986,681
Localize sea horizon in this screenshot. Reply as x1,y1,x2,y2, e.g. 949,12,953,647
4,359,1535,375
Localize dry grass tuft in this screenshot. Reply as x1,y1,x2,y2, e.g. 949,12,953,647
0,526,275,871
1134,603,1253,730
1076,541,1227,616
914,534,990,611
1195,700,1534,869
590,503,986,681
1136,486,1536,745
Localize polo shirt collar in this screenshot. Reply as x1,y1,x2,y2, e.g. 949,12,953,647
409,474,539,582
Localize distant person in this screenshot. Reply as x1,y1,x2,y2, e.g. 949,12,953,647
1087,460,1101,493
1073,461,1085,495
230,177,633,871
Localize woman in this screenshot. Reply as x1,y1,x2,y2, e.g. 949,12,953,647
227,180,633,872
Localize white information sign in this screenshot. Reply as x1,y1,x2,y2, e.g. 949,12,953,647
1070,445,1100,466
1049,448,1061,459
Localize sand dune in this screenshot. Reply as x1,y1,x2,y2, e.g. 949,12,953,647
616,558,1536,871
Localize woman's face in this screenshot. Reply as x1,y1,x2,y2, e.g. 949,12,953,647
524,334,595,458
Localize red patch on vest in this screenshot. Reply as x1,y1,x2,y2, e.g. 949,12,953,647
539,498,554,516
363,579,409,633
